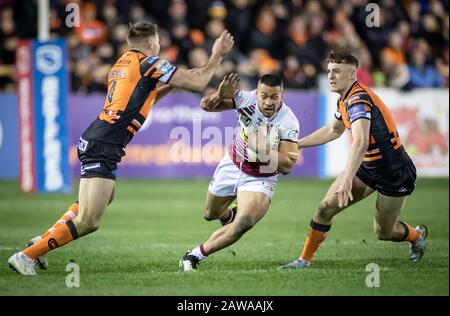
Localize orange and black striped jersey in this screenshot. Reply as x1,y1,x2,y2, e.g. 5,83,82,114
82,50,177,147
335,81,411,171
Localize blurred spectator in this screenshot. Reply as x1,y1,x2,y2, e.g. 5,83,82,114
225,0,254,49
207,1,227,21
407,49,443,88
246,6,283,59
404,0,422,36
188,47,209,68
159,28,179,63
380,31,407,66
0,7,15,91
284,16,311,64
101,1,119,30
166,0,188,27
396,20,414,52
249,49,281,77
129,3,151,24
75,2,107,46
186,0,210,29
382,60,410,89
0,0,448,93
356,48,373,87
282,55,316,89
435,47,449,86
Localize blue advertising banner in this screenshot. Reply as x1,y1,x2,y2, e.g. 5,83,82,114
32,40,71,192
15,39,71,192
0,94,19,179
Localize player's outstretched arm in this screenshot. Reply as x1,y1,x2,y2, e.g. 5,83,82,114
155,84,176,102
335,118,370,208
298,117,345,149
169,30,234,92
200,73,239,112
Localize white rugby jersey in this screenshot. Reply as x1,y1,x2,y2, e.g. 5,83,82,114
228,90,300,177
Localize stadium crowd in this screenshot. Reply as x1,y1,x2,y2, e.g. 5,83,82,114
0,0,448,93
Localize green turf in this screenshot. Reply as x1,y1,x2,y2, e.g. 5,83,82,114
0,178,448,295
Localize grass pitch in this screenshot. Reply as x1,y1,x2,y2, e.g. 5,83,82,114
0,178,448,296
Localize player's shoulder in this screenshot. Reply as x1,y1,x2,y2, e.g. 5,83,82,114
235,89,257,99
234,89,257,108
347,82,373,107
114,50,141,65
276,103,299,126
279,103,297,119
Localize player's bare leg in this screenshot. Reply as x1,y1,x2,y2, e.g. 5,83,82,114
374,193,427,262
180,191,270,271
203,191,269,253
313,174,375,224
25,201,79,270
203,192,236,225
8,178,115,275
26,185,115,271
73,178,115,236
280,174,374,269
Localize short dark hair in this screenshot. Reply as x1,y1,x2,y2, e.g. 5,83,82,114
326,51,359,68
258,74,283,89
126,21,158,44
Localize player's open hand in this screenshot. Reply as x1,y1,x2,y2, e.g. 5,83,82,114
200,93,221,111
212,30,234,57
218,73,240,99
335,176,353,208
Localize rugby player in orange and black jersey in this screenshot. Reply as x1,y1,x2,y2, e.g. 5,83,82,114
78,26,233,180
7,21,234,276
281,52,427,271
334,80,416,195
77,48,178,180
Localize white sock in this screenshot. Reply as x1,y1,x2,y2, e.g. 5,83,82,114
19,251,35,263
299,257,310,265
190,246,207,261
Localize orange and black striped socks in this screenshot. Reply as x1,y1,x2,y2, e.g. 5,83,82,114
299,220,331,263
41,202,79,239
397,221,420,243
23,220,79,260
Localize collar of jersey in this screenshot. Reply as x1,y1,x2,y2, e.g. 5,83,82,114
129,49,147,56
340,80,359,103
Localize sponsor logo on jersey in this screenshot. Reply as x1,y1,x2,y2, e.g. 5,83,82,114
156,60,174,74
147,56,160,66
108,69,127,79
77,137,88,152
287,129,299,140
117,58,132,65
348,95,361,104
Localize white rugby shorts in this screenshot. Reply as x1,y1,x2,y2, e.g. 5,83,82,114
208,153,278,199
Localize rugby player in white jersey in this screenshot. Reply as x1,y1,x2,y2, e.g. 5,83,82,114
179,73,300,271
